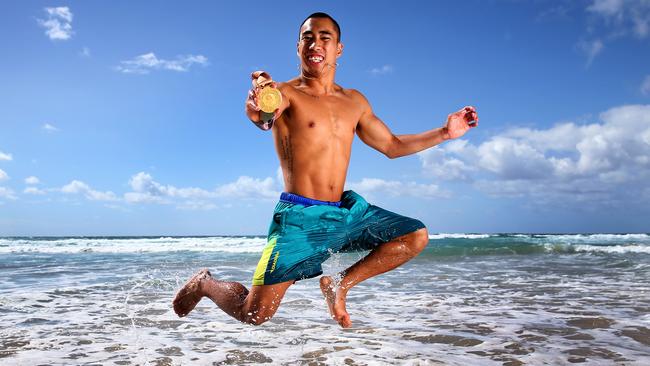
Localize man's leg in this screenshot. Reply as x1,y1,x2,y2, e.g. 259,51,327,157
173,269,292,325
320,227,429,328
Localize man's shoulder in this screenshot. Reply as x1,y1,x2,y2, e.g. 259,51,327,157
342,88,370,107
344,88,366,99
278,78,301,91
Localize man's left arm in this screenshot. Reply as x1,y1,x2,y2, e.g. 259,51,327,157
355,92,478,159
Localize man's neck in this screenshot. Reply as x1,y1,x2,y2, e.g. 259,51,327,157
299,69,337,94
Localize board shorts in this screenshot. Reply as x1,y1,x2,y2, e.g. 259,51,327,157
252,190,425,286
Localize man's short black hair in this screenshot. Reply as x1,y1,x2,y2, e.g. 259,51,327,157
299,12,341,42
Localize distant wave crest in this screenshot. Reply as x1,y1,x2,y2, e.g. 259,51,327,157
428,233,493,240
0,236,266,254
1,234,649,256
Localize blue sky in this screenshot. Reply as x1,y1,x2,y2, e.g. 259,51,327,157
1,0,650,235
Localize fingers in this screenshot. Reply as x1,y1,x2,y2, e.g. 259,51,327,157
246,89,261,112
461,105,479,126
246,100,261,112
251,70,272,89
250,70,271,80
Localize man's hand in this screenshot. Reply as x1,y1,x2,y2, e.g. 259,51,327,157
246,70,280,123
443,106,479,140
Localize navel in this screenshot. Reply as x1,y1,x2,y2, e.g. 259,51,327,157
308,121,315,128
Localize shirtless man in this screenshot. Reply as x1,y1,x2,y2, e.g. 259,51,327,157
173,12,478,328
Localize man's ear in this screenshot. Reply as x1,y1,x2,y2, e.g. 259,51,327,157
337,43,344,58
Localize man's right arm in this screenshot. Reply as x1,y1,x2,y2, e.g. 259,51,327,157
245,71,290,131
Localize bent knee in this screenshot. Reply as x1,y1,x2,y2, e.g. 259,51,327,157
408,227,429,254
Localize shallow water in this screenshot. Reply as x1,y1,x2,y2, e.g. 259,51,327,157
1,235,649,365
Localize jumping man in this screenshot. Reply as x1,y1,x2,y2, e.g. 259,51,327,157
173,12,478,328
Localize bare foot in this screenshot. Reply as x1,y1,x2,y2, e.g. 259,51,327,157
320,276,352,328
173,268,212,317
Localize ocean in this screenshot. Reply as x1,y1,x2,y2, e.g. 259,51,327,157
1,234,649,365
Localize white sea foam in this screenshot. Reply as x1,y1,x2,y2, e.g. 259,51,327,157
1,240,650,365
2,234,649,255
425,233,650,242
0,236,266,254
571,244,650,254
538,233,650,243
428,233,493,239
536,242,650,255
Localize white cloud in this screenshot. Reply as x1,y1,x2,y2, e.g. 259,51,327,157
128,172,167,196
419,104,650,205
369,65,393,75
123,191,168,204
0,169,8,181
124,172,279,204
578,39,604,66
47,7,73,22
177,201,218,211
347,178,450,199
587,0,650,38
37,7,74,41
576,1,650,64
0,151,12,161
276,166,284,186
25,176,40,185
633,10,650,37
115,53,208,74
61,180,118,201
125,172,212,203
213,176,279,199
24,187,46,195
588,0,625,17
419,140,478,181
422,152,475,181
477,137,555,179
43,123,59,132
0,187,17,200
536,5,572,22
641,75,650,95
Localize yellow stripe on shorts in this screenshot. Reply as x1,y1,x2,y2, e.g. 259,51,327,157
252,237,277,286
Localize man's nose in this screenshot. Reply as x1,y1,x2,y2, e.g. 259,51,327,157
309,41,323,51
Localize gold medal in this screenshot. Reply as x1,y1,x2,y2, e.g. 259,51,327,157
258,87,282,113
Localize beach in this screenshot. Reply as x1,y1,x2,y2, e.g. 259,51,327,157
1,234,649,365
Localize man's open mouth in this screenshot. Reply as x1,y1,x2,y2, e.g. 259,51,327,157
307,55,324,64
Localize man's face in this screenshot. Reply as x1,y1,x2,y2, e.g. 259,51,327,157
297,17,342,75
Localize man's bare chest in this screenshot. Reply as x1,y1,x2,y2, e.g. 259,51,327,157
285,92,361,135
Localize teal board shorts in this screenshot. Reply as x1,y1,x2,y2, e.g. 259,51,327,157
253,190,426,286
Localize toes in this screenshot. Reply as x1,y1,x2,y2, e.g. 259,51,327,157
337,314,352,328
